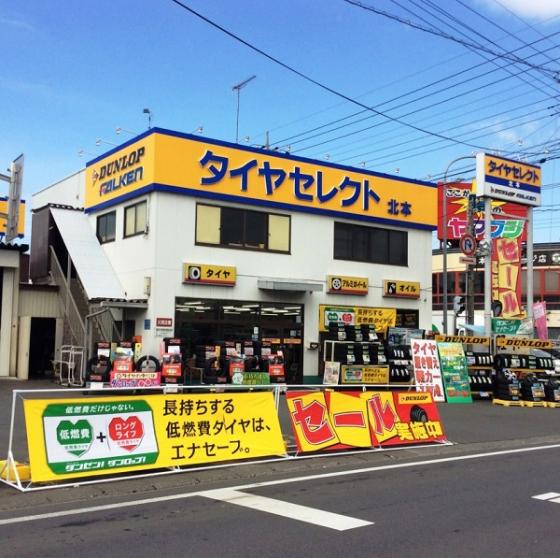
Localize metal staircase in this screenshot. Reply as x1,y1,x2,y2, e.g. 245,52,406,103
49,246,122,361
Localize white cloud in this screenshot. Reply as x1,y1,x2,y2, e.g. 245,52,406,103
0,16,34,32
481,0,560,19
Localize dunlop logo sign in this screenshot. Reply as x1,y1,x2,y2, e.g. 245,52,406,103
496,338,552,349
435,335,490,345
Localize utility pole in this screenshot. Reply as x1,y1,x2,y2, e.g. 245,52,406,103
466,193,476,326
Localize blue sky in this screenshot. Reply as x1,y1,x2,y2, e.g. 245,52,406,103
1,0,560,242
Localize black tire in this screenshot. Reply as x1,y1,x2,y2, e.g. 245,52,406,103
135,355,161,373
410,405,428,423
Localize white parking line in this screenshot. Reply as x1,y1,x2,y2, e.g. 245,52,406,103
532,492,560,504
203,488,372,531
1,443,560,527
532,492,560,501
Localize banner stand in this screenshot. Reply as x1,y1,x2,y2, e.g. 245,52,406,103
2,384,452,493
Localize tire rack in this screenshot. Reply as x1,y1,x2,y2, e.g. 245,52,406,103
493,338,559,405
323,339,391,386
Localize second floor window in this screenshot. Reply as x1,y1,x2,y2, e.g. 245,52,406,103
196,203,290,253
96,211,116,244
334,222,407,266
124,201,147,238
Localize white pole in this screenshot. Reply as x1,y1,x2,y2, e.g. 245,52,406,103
484,197,493,336
526,206,534,327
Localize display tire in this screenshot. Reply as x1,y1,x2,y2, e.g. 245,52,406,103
135,355,161,373
410,405,428,423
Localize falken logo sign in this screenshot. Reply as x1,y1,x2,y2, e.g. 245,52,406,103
91,147,146,197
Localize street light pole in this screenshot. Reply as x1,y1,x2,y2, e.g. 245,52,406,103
232,75,256,143
441,155,475,334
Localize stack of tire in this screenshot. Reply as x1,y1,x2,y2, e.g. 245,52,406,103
520,373,545,402
493,369,520,401
544,378,560,404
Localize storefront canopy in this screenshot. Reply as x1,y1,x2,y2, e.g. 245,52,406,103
257,277,323,292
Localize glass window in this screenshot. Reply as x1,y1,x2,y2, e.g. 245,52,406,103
196,204,290,253
370,228,388,263
196,204,220,244
221,207,244,246
268,214,290,252
96,211,116,244
244,210,267,248
432,273,439,296
353,226,369,261
388,230,406,266
124,201,147,238
334,222,408,266
334,223,353,260
446,272,456,293
544,270,559,293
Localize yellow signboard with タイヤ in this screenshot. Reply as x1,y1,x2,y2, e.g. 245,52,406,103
182,263,236,286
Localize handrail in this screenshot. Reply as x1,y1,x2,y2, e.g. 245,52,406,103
49,246,85,345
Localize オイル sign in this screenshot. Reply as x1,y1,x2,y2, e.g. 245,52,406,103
85,129,437,230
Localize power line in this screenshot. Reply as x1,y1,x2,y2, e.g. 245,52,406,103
410,0,558,97
343,103,557,167
452,0,558,66
273,36,560,153
343,0,560,79
169,0,495,150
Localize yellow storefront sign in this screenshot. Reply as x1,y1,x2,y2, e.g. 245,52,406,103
0,198,25,237
85,130,437,230
435,335,490,345
383,279,420,299
327,275,368,295
484,154,541,188
496,337,552,349
319,304,396,332
23,393,285,482
182,262,236,286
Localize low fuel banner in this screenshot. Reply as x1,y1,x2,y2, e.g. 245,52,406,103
24,393,285,482
286,390,446,453
437,343,473,404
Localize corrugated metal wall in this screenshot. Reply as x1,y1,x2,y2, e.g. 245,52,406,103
19,287,61,318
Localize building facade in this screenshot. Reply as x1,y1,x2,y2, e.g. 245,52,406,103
31,128,437,382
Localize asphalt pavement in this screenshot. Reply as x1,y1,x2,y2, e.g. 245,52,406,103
2,444,560,557
2,376,560,558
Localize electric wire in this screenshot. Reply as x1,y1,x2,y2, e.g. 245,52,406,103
342,0,560,78
409,0,558,97
271,32,560,149
168,0,497,150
